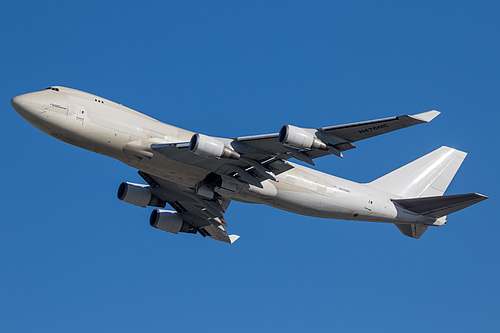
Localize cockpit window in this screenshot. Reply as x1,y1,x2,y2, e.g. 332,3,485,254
45,87,59,92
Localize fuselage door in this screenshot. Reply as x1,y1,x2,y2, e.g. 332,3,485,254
76,105,87,123
67,105,76,117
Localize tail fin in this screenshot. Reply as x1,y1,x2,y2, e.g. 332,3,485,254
369,147,488,239
368,146,467,198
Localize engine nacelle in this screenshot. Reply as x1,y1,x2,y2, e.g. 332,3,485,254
278,125,326,150
150,209,196,234
189,133,240,159
117,182,166,208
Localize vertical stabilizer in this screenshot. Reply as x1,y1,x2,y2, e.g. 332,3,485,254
368,146,467,198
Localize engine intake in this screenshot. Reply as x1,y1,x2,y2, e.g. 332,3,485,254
278,125,326,150
189,133,240,159
150,209,196,234
117,182,166,208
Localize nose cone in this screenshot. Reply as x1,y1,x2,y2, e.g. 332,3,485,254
11,95,24,114
11,91,47,120
12,90,57,135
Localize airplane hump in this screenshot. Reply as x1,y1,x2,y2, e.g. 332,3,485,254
368,146,467,198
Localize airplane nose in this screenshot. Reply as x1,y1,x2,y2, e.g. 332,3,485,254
11,95,24,112
11,92,46,122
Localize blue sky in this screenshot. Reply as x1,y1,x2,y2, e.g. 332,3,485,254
1,1,498,331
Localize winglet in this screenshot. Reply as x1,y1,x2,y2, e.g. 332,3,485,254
229,234,240,243
410,110,440,123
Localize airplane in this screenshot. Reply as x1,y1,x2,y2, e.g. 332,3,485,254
11,86,488,243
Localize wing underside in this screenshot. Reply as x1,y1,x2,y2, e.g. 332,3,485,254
139,171,239,243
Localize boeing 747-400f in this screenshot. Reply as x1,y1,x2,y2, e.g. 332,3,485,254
11,86,488,243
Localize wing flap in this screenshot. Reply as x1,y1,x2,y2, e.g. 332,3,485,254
201,223,240,243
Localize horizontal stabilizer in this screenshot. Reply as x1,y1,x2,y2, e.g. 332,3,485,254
394,223,428,239
392,193,488,218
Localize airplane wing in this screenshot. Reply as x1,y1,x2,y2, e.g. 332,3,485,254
151,110,439,187
236,110,440,160
139,171,239,243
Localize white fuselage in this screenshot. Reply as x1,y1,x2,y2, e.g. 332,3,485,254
11,87,438,226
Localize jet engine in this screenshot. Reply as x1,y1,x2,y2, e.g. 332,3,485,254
117,182,166,208
150,209,196,234
279,125,326,150
189,133,240,159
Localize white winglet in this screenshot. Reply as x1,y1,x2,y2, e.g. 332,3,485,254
229,234,240,243
410,110,441,123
